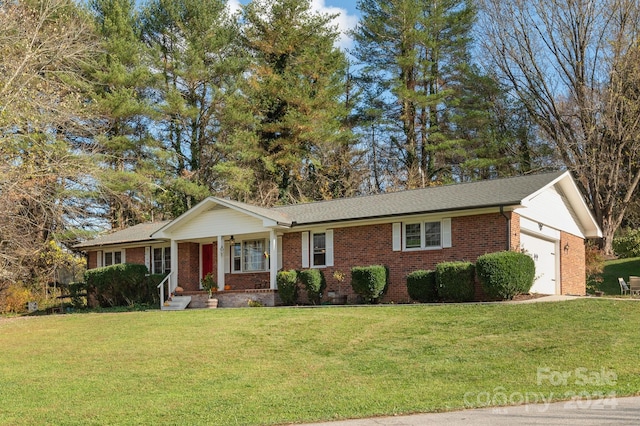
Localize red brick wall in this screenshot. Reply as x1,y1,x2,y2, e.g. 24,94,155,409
283,213,514,303
126,247,146,267
178,242,200,291
510,212,521,251
225,272,270,290
560,232,586,295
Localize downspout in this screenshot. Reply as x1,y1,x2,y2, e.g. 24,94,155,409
500,206,511,251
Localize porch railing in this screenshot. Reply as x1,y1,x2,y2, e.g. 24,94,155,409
157,272,174,309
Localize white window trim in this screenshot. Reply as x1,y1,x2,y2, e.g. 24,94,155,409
231,238,270,273
151,245,171,274
302,229,334,268
401,219,451,251
103,249,125,266
311,231,327,268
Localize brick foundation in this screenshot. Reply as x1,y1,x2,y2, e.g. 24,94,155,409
180,290,280,308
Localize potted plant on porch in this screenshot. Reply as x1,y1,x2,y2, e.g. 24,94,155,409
201,273,218,308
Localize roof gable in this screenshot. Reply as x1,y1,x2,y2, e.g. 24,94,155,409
151,197,292,239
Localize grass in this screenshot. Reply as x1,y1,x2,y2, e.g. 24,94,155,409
1,300,639,425
600,257,640,294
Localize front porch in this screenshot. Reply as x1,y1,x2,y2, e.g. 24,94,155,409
149,197,292,309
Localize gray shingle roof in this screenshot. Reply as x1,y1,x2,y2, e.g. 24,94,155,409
74,221,171,249
272,171,565,225
77,172,569,249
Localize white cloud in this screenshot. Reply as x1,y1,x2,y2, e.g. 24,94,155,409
228,1,358,50
310,0,358,50
227,0,242,15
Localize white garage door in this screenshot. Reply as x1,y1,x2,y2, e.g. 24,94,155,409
520,233,558,295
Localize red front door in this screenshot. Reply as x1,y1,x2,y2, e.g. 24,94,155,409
202,244,214,279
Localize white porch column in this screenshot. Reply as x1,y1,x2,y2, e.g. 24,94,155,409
270,230,278,289
217,235,225,291
170,239,178,292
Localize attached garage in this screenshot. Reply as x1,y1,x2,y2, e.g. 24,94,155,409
520,232,558,295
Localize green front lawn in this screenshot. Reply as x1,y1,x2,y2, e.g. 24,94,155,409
600,257,640,295
1,300,639,425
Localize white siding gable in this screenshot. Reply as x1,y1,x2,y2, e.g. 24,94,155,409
167,207,268,240
516,186,584,238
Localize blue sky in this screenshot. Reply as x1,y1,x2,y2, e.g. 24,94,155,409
230,0,361,50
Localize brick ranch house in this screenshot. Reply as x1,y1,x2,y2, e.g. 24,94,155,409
75,171,601,306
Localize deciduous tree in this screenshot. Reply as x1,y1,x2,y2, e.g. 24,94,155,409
0,0,98,287
479,0,640,253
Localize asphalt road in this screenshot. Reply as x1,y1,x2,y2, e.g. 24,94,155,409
304,395,640,425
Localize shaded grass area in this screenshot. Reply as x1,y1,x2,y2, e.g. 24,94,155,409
1,300,639,425
601,257,640,295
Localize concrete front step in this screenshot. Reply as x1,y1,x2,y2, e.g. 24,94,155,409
161,295,192,311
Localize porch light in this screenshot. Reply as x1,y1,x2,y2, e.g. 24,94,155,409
229,235,235,244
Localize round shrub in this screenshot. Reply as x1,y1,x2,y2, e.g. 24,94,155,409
298,269,326,305
435,261,475,302
351,265,387,303
476,251,535,300
406,270,437,302
277,270,299,305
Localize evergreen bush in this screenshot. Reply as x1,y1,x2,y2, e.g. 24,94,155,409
351,265,388,303
476,251,535,300
406,270,437,302
84,263,151,307
298,269,326,305
435,261,475,302
277,270,299,305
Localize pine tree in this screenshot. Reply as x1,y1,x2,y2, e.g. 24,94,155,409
140,0,244,215
89,0,159,228
353,0,487,187
217,0,358,205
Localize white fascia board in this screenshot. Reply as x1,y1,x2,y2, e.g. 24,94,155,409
522,172,601,239
556,176,602,238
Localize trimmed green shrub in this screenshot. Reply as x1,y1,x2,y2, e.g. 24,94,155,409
476,251,535,300
277,270,299,305
351,265,388,303
145,274,165,306
613,228,640,258
84,263,151,307
406,270,437,302
298,269,326,305
435,261,475,302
